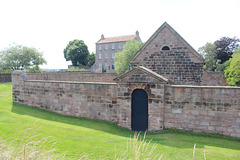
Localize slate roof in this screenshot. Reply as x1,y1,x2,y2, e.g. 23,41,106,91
97,35,136,43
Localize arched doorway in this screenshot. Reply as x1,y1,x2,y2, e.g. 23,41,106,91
131,89,148,131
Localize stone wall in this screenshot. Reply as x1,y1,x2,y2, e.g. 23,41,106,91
12,71,240,137
27,71,117,83
130,23,204,85
12,71,118,122
0,73,11,83
202,70,228,86
116,83,165,130
165,85,240,137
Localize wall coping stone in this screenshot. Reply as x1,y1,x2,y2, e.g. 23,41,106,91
26,80,117,85
169,85,240,89
12,70,29,80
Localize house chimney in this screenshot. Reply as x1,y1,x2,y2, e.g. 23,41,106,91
135,30,139,37
101,34,104,39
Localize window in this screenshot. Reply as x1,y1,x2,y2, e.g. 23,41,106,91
119,44,122,49
112,62,115,69
105,53,108,59
98,63,102,69
104,63,108,69
112,53,115,59
99,45,102,50
105,45,108,50
112,44,115,49
99,53,101,59
162,46,170,50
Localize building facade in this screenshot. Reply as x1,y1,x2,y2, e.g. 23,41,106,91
130,22,204,85
92,31,142,73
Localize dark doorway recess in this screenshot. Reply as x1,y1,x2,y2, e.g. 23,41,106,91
131,89,148,131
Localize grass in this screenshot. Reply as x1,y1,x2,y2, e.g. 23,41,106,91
0,82,240,159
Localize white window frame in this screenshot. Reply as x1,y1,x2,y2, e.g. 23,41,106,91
119,44,122,49
105,45,108,50
99,45,102,50
104,63,108,70
99,53,101,59
112,44,115,49
112,53,115,59
105,53,108,59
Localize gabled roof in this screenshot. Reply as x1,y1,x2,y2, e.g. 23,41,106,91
97,35,136,44
131,22,203,62
114,66,169,83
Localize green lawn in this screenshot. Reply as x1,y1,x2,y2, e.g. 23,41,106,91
0,83,240,159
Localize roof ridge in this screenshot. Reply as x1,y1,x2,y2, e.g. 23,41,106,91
103,34,135,39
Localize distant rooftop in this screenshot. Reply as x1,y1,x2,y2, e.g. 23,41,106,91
97,35,136,44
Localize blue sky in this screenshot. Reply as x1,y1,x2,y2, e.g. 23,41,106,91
0,0,239,69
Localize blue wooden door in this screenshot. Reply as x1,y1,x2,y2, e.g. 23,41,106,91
131,89,148,131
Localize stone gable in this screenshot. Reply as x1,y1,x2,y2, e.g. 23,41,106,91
114,66,169,84
130,22,204,85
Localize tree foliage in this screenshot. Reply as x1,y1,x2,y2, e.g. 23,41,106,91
0,44,46,71
198,37,239,72
198,43,218,71
224,48,240,86
63,39,90,66
25,66,43,73
214,37,239,64
114,40,142,73
87,52,95,67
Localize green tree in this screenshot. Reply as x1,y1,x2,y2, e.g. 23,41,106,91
0,44,46,71
224,48,240,86
25,66,43,73
198,43,218,71
114,40,142,73
87,52,95,67
63,39,90,66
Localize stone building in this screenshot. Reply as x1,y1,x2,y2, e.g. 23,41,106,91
92,31,142,73
12,22,240,137
130,22,204,85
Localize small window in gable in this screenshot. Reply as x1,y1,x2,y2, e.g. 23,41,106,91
162,46,170,50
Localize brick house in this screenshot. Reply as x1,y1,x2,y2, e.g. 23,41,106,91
92,31,142,73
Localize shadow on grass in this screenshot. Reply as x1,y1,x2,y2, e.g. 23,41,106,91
11,102,240,151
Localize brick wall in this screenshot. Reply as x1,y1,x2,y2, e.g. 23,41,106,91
0,73,11,83
165,85,240,137
27,71,117,83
